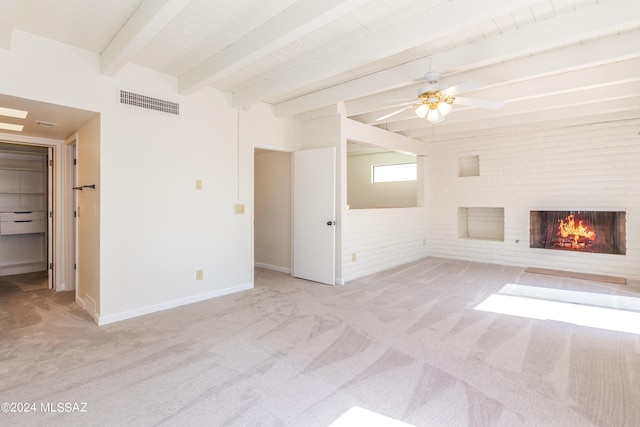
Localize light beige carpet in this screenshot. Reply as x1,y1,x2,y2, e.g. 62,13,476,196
4,270,49,292
1,257,639,426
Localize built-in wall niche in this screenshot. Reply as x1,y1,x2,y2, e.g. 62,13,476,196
530,210,626,255
346,141,417,209
458,154,480,177
458,207,505,241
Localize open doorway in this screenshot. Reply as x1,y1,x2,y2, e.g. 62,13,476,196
0,93,98,317
0,142,51,291
253,147,292,274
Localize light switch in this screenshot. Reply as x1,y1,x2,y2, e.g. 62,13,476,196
195,180,202,190
234,203,245,214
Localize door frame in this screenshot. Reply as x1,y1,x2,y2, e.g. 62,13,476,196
251,143,294,284
252,144,340,286
65,136,78,294
0,133,74,291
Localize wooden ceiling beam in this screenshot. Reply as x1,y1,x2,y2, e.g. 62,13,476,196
276,1,640,117
179,0,369,95
415,111,640,143
234,0,541,108
101,0,191,76
390,82,640,133
402,97,640,139
359,58,640,125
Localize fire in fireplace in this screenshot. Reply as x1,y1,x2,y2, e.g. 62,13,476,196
530,210,626,255
556,214,596,249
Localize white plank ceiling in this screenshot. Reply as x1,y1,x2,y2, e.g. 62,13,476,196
3,0,640,142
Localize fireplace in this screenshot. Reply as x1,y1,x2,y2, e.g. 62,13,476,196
530,211,626,255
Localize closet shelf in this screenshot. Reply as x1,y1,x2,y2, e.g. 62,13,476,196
0,191,45,195
0,167,43,172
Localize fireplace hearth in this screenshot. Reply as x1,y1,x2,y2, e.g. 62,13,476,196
530,210,626,255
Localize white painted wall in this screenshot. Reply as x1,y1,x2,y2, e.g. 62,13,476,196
347,151,417,209
426,120,640,281
254,150,291,273
76,115,100,320
0,31,299,324
342,207,428,282
7,26,635,324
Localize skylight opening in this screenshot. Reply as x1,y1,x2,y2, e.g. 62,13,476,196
0,122,24,132
475,284,640,335
0,106,28,119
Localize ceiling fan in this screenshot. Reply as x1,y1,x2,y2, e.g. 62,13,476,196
376,72,503,123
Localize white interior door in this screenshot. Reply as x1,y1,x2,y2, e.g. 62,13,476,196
293,147,336,285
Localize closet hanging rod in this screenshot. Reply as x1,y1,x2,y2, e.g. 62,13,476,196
72,184,96,191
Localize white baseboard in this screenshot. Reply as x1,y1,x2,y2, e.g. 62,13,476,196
84,295,99,323
254,262,291,274
97,282,253,326
75,294,100,324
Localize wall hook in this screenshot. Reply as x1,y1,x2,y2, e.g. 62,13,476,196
73,184,96,191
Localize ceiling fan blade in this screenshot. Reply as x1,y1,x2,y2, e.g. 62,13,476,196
376,104,415,121
382,98,420,102
454,96,504,110
442,80,483,96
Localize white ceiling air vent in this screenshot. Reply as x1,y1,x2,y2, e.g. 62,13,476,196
35,120,58,128
119,90,179,115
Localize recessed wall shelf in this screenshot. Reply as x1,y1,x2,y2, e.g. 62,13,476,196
458,155,480,177
459,207,504,241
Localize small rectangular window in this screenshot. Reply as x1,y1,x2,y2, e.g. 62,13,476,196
372,163,417,183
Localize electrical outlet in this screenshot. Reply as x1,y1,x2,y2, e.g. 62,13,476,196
196,269,203,280
234,203,245,214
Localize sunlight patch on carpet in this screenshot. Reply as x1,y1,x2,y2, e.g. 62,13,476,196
475,284,640,335
329,406,415,427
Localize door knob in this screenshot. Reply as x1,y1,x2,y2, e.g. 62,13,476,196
326,221,335,226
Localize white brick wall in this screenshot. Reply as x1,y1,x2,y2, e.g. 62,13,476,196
342,207,428,282
426,120,640,281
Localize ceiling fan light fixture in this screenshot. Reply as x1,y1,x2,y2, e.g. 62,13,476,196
381,72,499,125
426,106,440,122
415,104,429,118
437,100,453,115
